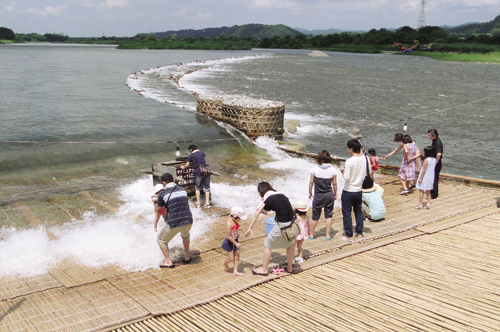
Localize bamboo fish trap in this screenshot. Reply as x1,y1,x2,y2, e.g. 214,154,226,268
197,95,286,139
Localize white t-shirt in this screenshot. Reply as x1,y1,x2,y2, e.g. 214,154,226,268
343,155,370,192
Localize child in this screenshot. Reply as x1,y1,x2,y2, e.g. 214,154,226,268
222,207,247,277
368,148,386,172
415,146,437,210
292,201,310,264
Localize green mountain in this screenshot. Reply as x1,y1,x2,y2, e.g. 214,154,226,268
153,24,302,39
448,14,500,36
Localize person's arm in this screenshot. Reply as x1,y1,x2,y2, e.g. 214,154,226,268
403,144,409,161
385,144,403,159
308,173,314,200
244,204,266,238
180,161,191,170
342,161,351,181
418,160,428,184
332,175,337,200
370,158,376,168
436,152,442,163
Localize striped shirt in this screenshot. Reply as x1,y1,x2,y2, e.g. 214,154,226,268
156,183,193,228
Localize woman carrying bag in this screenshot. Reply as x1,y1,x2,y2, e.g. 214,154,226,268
245,182,299,275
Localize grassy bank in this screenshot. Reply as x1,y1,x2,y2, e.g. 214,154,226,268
409,51,500,63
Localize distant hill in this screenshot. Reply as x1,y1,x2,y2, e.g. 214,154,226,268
294,27,344,36
152,24,302,39
447,14,500,36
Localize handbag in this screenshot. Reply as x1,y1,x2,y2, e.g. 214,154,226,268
193,153,212,176
362,156,374,189
277,216,301,241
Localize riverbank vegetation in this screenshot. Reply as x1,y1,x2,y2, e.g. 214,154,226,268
2,15,500,63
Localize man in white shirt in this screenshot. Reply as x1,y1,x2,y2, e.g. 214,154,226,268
340,139,369,240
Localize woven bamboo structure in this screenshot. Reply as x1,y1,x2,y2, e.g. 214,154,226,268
196,95,286,139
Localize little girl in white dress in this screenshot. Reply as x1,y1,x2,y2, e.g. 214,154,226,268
415,146,437,210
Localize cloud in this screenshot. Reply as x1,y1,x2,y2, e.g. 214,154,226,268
441,0,499,5
196,12,213,20
4,1,18,11
249,0,297,9
174,7,188,17
81,0,129,9
27,5,66,16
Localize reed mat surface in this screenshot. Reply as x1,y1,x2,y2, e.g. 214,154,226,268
1,175,499,332
113,211,500,332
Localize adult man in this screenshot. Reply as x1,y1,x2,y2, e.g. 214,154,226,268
362,183,386,221
348,127,366,155
180,144,211,207
154,173,193,268
428,129,443,199
340,139,370,240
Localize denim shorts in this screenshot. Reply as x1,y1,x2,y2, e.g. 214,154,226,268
195,174,210,192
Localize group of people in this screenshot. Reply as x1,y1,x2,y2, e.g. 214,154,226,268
150,128,443,276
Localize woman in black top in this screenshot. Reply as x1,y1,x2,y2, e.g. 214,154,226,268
245,182,296,275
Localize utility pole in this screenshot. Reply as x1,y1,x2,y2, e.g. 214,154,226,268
418,0,426,28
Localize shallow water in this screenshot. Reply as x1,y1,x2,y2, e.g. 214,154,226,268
0,44,498,277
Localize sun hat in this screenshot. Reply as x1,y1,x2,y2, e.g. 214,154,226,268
230,207,248,220
294,200,308,212
348,127,363,139
153,184,164,195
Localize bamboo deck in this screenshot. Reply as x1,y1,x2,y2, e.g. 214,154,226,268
1,174,499,332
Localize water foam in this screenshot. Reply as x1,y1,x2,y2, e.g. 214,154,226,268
0,138,344,278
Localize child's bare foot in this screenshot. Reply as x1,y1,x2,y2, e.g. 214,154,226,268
233,271,244,277
223,262,230,272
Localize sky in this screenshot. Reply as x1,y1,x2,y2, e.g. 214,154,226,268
1,0,499,37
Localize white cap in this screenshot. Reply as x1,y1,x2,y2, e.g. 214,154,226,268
230,207,247,220
153,184,164,195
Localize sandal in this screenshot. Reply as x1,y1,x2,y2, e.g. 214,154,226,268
399,190,409,195
272,267,284,275
425,204,432,209
415,205,424,209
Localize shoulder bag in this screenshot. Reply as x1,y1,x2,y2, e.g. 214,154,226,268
277,216,301,241
362,156,374,189
193,152,212,176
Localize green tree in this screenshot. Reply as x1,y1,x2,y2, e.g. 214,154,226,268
0,26,15,40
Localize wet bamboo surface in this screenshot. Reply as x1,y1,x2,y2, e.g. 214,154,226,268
116,211,500,332
0,175,499,332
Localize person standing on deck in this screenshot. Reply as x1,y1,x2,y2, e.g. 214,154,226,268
339,139,370,241
428,129,443,199
180,144,211,208
154,173,193,268
348,127,366,155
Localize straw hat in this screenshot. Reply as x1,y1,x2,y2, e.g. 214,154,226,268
294,200,308,212
348,127,363,139
230,207,248,220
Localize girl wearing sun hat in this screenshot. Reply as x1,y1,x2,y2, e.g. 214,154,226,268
292,200,310,264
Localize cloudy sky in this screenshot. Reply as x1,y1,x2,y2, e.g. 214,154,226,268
1,0,499,37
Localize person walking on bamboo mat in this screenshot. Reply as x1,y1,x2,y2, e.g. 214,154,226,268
222,207,247,277
428,129,443,199
415,146,437,209
397,134,418,195
308,150,337,241
292,200,310,264
245,182,298,275
340,139,370,241
154,173,193,268
180,144,211,208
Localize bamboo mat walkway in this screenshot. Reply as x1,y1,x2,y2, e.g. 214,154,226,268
0,176,499,332
114,211,500,332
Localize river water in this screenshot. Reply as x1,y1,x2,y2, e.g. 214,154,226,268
0,44,498,277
